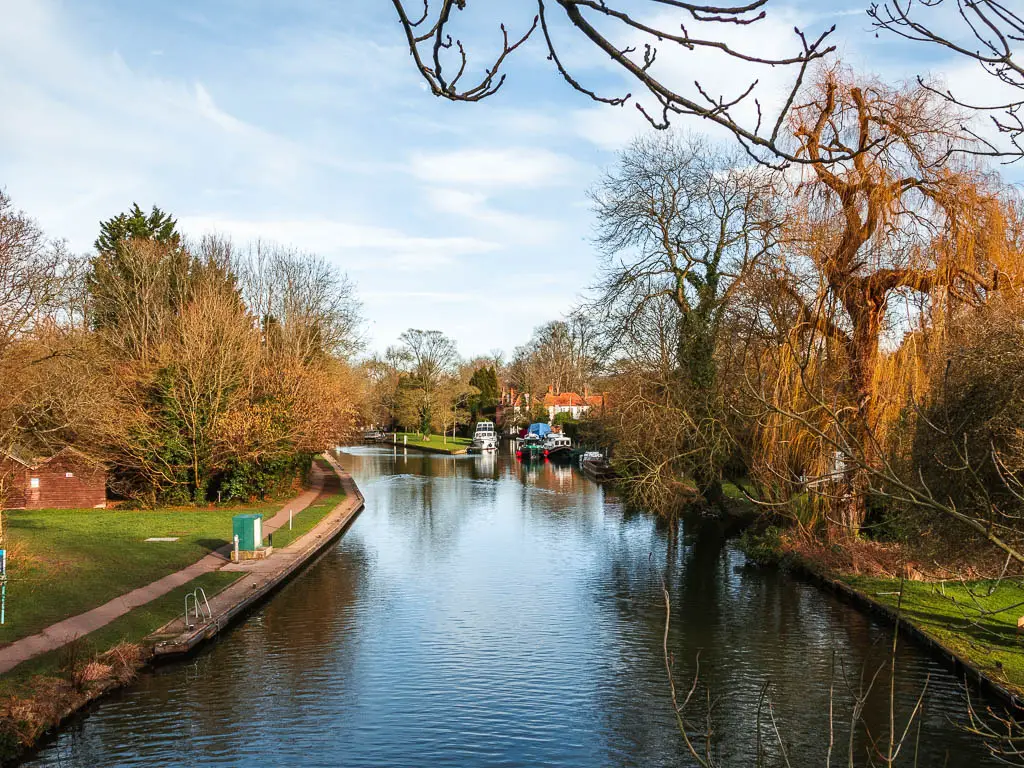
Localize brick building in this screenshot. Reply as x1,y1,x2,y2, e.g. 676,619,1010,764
0,447,107,510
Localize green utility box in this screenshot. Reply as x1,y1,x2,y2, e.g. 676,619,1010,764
232,513,263,552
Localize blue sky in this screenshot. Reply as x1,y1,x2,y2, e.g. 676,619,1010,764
0,0,1008,358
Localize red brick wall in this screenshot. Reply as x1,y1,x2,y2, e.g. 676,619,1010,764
1,453,107,510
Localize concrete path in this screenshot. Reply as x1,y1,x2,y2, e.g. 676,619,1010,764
0,465,328,675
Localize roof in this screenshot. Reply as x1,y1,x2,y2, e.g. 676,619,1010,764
542,391,587,407
40,446,106,469
1,445,105,470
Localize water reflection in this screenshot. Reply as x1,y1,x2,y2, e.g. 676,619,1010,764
27,447,1001,767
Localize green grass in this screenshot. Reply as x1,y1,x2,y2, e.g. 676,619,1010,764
0,570,244,694
0,500,282,645
845,575,1024,694
389,432,472,454
266,491,345,550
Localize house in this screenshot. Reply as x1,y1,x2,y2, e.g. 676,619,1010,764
0,446,107,510
496,386,609,426
540,386,608,422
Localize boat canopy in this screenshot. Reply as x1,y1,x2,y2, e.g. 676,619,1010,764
527,423,552,437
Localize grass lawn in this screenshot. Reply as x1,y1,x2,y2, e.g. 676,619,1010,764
389,432,472,454
0,499,283,645
266,491,345,550
0,570,244,694
845,575,1024,694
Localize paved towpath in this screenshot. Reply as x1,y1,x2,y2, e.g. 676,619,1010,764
0,464,328,675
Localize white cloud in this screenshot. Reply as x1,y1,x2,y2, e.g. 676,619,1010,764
409,147,579,188
177,215,500,273
572,106,643,151
424,187,565,243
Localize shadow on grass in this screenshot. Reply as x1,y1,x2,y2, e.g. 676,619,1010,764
194,538,229,552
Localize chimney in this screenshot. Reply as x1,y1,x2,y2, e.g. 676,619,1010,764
547,385,554,395
584,384,589,400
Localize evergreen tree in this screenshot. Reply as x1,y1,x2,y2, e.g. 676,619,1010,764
87,204,192,340
468,365,500,420
94,203,180,255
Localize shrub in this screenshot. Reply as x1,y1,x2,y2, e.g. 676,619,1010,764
909,298,1024,541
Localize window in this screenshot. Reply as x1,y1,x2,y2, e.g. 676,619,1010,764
65,472,74,478
29,477,40,489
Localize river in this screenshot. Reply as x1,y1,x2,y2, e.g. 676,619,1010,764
27,446,1002,766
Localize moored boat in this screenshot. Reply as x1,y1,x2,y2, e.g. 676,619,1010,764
580,451,615,482
542,432,573,460
515,423,551,460
469,420,498,453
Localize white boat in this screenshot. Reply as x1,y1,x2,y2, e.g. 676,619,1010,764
470,420,498,452
542,432,572,458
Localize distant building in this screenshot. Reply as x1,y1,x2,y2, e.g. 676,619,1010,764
0,446,107,510
497,386,607,426
541,386,607,422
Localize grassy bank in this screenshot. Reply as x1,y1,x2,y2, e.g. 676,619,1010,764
1,500,282,645
267,490,345,550
388,432,472,454
844,575,1024,695
736,520,1024,699
0,458,348,762
0,570,243,693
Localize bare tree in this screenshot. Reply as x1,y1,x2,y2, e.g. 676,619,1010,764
395,328,461,436
85,238,192,364
0,191,67,358
161,283,259,501
237,241,364,363
391,0,838,164
511,317,598,402
590,132,780,509
869,0,1024,158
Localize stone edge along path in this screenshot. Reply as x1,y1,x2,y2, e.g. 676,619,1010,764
0,460,339,675
149,451,364,657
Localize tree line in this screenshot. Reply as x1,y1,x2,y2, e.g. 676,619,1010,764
520,65,1024,565
0,199,364,506
365,329,502,439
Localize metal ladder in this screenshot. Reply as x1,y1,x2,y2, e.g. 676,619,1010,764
184,587,212,630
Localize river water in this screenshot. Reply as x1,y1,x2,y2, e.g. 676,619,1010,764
27,447,1002,766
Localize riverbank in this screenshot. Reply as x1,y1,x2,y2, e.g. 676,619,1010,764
0,454,364,765
383,432,471,454
744,530,1024,710
0,499,287,647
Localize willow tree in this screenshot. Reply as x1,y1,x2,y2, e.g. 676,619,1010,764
591,133,780,510
757,67,1009,537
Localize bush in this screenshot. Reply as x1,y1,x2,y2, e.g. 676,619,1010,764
213,453,312,502
738,525,784,565
909,298,1024,541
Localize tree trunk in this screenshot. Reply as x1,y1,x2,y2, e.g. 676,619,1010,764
836,297,885,538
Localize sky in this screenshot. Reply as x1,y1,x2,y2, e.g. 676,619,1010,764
0,0,1010,359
